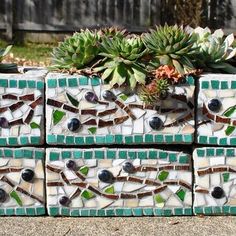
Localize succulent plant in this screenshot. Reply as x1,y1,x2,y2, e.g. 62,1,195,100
94,35,147,89
193,27,236,73
51,29,100,70
0,45,18,73
142,25,198,75
98,27,127,39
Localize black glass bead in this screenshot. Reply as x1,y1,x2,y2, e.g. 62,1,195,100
98,169,114,183
0,188,7,203
59,196,71,206
84,91,98,103
21,169,34,182
211,186,224,199
122,161,135,173
0,117,9,129
66,160,77,170
67,118,81,132
149,116,163,130
102,90,117,101
208,99,221,112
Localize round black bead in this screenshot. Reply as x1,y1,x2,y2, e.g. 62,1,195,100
149,116,163,130
66,160,77,170
102,90,117,101
0,117,9,129
208,99,221,112
122,161,135,173
211,186,224,199
84,91,98,103
21,169,34,182
98,169,114,183
67,118,81,132
59,196,71,206
0,188,7,203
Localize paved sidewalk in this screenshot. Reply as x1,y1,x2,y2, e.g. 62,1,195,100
0,216,236,236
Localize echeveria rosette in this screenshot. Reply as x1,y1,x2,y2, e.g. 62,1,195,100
193,27,236,73
93,35,148,89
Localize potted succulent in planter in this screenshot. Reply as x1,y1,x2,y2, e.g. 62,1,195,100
0,45,46,146
46,26,196,146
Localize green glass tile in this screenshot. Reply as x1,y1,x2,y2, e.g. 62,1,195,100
6,208,15,215
61,208,70,216
159,151,168,159
75,137,84,145
49,207,59,216
47,135,57,144
184,134,192,143
34,150,43,159
158,170,169,181
20,136,29,145
104,185,114,194
57,135,65,144
95,150,104,159
209,137,218,145
0,138,7,146
107,150,116,159
114,134,123,144
143,208,153,216
144,134,153,143
58,78,67,87
219,138,228,146
9,80,17,88
23,150,33,158
198,135,207,144
97,209,105,216
196,149,205,157
176,189,186,201
149,150,157,159
165,135,174,143
84,151,93,159
163,209,172,216
230,207,236,215
79,166,89,176
124,136,133,144
194,207,203,214
204,207,213,215
85,136,94,145
49,152,60,161
81,190,94,199
8,137,18,145
70,209,80,216
231,80,236,89
226,149,235,157
61,151,72,159
106,209,115,216
174,134,183,143
216,148,224,156
95,136,105,144
221,81,228,89
179,155,189,164
230,138,236,146
80,209,89,216
119,151,127,159
27,80,36,88
79,76,88,85
222,173,230,182
74,151,83,159
91,77,100,86
16,208,26,215
0,209,4,215
68,78,78,87
26,208,36,216
169,153,177,162
201,81,209,89
19,80,27,88
115,208,124,216
3,149,13,157
14,150,24,158
134,135,143,143
65,136,74,145
210,80,219,89
155,194,165,205
89,209,96,216
123,208,132,216
36,207,45,215
184,208,192,215
138,151,147,159
174,208,183,216
53,110,65,125
37,81,44,90
206,148,215,156
31,136,40,144
222,206,230,214
214,206,222,214
0,79,8,87
105,135,114,144
154,135,164,143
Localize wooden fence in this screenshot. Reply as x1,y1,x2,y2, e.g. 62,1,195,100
0,0,236,40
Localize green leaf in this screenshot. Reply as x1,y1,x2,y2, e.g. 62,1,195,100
81,190,95,200
66,92,79,107
88,127,97,134
119,94,128,101
79,166,89,176
30,122,40,129
10,190,23,206
172,59,185,74
158,170,169,181
104,185,115,194
101,67,115,80
159,55,171,65
53,110,66,125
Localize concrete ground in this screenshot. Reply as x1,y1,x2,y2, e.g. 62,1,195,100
0,216,235,236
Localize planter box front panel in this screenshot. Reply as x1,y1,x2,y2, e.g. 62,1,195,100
46,73,195,145
0,147,45,216
197,74,236,146
46,148,192,216
0,72,45,146
194,147,236,215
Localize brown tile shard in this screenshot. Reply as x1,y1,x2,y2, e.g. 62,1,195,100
81,109,97,116
114,116,129,125
9,101,24,111
0,107,8,113
83,119,97,125
30,97,43,109
153,185,167,194
2,94,17,100
120,193,136,199
137,191,153,199
102,193,119,200
128,176,143,184
47,98,63,108
98,119,114,127
19,94,35,101
98,108,118,117
9,118,24,126
47,182,64,186
63,104,78,113
60,172,70,185
46,164,61,173
69,187,82,200
24,109,34,124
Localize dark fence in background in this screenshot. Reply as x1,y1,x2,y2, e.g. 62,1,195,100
0,0,236,40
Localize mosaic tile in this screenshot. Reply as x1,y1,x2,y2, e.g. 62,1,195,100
0,70,46,146
0,147,45,215
196,74,236,146
45,73,195,145
193,147,236,215
46,148,192,216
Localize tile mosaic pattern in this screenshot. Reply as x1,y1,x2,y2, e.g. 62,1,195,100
197,74,236,146
193,147,236,215
0,147,45,215
46,148,192,216
46,73,195,145
0,71,45,146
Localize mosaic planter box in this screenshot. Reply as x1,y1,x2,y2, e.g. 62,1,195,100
0,70,46,146
46,73,195,145
193,147,236,215
0,147,45,216
196,74,236,146
46,148,192,216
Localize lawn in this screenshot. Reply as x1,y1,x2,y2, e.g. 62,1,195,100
0,39,54,66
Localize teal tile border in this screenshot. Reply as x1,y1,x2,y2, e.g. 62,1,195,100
194,206,236,215
200,78,235,90
194,147,236,158
197,135,236,146
0,136,43,147
0,78,44,89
